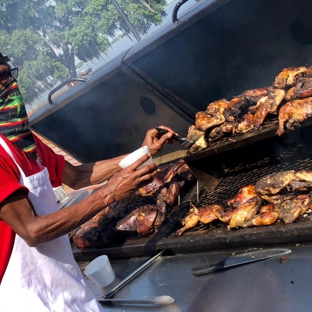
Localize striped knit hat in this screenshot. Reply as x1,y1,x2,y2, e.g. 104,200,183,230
0,53,37,158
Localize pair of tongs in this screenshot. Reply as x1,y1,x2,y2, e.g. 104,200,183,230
155,127,194,148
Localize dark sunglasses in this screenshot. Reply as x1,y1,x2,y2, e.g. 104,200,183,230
0,67,19,80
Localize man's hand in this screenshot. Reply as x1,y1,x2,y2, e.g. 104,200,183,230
102,154,159,203
141,125,177,156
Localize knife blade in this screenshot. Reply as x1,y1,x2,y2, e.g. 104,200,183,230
192,248,292,276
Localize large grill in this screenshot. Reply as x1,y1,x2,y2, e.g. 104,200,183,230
73,122,312,261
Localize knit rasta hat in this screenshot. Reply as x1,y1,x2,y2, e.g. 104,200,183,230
0,53,10,64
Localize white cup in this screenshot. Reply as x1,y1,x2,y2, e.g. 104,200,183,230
84,255,115,288
119,146,154,170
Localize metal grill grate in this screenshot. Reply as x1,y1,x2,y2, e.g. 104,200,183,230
200,146,312,207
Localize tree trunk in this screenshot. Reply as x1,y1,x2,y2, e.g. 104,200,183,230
139,0,155,13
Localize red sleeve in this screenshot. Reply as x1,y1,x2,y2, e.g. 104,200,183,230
0,147,29,204
0,222,15,283
34,135,66,188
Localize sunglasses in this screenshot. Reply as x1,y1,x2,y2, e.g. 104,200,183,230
0,67,19,81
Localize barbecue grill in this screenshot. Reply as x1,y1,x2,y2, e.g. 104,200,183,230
28,0,312,261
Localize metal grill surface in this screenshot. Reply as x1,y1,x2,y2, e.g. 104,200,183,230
199,144,312,207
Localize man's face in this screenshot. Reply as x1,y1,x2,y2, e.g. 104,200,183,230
0,64,10,89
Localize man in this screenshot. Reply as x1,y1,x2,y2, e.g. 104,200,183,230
0,53,176,311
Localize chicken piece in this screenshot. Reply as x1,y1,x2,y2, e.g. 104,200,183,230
260,194,296,205
157,180,183,207
137,176,165,196
235,113,254,134
277,97,312,136
287,170,312,191
116,204,165,237
194,99,229,131
208,121,237,141
176,204,199,236
267,88,286,113
163,159,187,183
223,97,247,122
295,170,312,182
228,185,262,228
176,203,230,236
287,180,312,192
241,203,279,227
252,89,286,128
240,87,270,104
252,96,270,128
197,204,231,224
305,66,312,78
273,67,308,89
292,78,312,99
188,135,208,154
277,194,310,224
285,87,296,101
186,125,205,145
255,171,295,195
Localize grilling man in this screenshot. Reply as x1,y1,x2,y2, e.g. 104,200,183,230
0,53,175,312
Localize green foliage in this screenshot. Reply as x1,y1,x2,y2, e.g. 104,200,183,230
0,0,167,103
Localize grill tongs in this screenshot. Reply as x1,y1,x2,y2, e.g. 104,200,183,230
155,127,194,148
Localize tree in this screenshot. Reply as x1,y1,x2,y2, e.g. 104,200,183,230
0,0,167,103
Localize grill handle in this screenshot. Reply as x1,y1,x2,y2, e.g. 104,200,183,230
172,0,190,23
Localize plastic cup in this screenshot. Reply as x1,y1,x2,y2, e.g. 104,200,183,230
84,255,115,288
119,146,154,170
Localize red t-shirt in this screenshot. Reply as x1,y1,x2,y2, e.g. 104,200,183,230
0,134,66,283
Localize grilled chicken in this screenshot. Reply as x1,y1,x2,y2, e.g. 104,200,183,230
277,97,312,136
241,203,279,227
287,170,312,191
252,88,286,128
277,194,310,224
195,99,229,131
116,204,165,236
228,185,262,228
235,113,254,134
186,125,205,145
176,204,199,236
255,171,296,195
208,121,237,141
176,203,231,236
273,67,308,89
188,135,208,154
157,180,184,207
260,194,296,205
223,97,247,122
291,78,312,99
240,87,270,103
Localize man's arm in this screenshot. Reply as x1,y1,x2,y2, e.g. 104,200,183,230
62,155,126,189
62,126,175,190
0,155,157,247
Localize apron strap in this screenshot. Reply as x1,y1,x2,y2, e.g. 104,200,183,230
0,136,26,180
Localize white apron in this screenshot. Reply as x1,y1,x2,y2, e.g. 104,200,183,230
0,138,104,312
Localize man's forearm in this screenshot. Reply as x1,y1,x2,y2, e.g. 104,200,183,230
0,187,115,247
63,154,128,189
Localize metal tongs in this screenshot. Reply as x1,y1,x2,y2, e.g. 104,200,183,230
155,127,195,148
